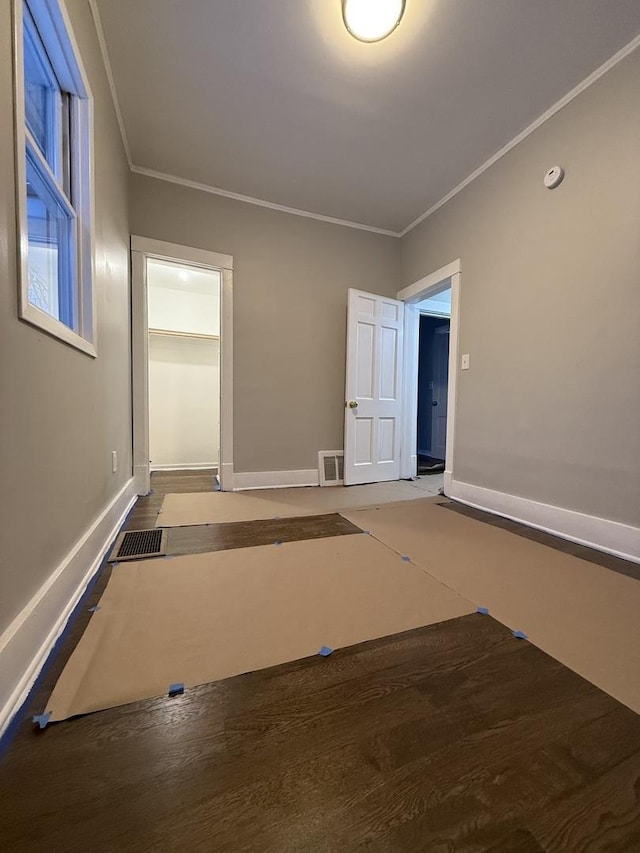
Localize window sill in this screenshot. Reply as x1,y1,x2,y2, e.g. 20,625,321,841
20,302,97,357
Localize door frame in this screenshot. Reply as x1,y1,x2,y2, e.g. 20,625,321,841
130,236,234,495
397,259,461,493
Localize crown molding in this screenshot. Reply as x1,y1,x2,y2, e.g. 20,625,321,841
87,4,639,241
88,0,397,236
129,165,400,236
399,32,640,237
87,0,132,167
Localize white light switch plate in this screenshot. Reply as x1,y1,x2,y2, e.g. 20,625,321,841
461,353,470,370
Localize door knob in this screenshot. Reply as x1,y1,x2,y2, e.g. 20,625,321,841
348,400,358,409
432,401,438,406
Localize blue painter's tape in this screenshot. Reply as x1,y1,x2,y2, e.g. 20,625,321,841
401,555,411,562
362,530,371,535
274,541,282,546
111,561,119,568
33,712,51,730
0,513,126,757
477,607,490,615
318,646,333,657
88,605,101,613
168,683,184,697
512,630,528,640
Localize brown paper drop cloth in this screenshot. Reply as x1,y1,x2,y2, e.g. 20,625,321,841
342,498,640,715
154,480,438,527
46,532,474,721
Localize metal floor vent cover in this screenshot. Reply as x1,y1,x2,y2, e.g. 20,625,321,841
109,528,167,562
318,451,344,486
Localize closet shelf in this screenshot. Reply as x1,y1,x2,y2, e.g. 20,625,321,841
149,328,219,341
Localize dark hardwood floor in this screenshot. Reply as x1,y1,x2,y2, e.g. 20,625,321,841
132,472,637,581
151,468,219,493
1,614,640,851
165,513,362,556
3,470,640,851
125,469,218,530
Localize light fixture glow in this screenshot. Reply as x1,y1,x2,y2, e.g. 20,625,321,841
342,0,405,42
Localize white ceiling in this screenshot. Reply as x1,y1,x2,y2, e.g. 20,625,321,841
95,0,640,232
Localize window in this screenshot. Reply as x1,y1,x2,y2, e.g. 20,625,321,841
13,0,95,355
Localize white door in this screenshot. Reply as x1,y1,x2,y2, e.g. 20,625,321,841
344,289,404,485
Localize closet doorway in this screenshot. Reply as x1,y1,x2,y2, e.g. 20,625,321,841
147,259,220,473
131,236,234,495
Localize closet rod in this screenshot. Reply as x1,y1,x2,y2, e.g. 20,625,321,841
149,328,219,341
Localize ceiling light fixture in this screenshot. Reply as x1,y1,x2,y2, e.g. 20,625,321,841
342,0,406,43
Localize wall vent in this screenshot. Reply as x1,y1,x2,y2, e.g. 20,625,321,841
318,451,344,487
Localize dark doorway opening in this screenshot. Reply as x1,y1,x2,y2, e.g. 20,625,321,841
417,315,450,474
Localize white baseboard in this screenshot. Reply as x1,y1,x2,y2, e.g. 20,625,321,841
447,478,640,564
0,478,137,738
150,462,218,472
233,469,320,491
219,461,234,492
133,462,150,496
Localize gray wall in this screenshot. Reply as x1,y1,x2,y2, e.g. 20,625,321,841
129,173,400,473
0,0,132,635
401,50,640,526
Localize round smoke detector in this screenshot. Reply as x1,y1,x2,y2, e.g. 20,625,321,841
544,166,565,189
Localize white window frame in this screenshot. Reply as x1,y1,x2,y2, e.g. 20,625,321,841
12,0,96,357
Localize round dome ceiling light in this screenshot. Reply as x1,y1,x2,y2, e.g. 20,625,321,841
342,0,406,43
